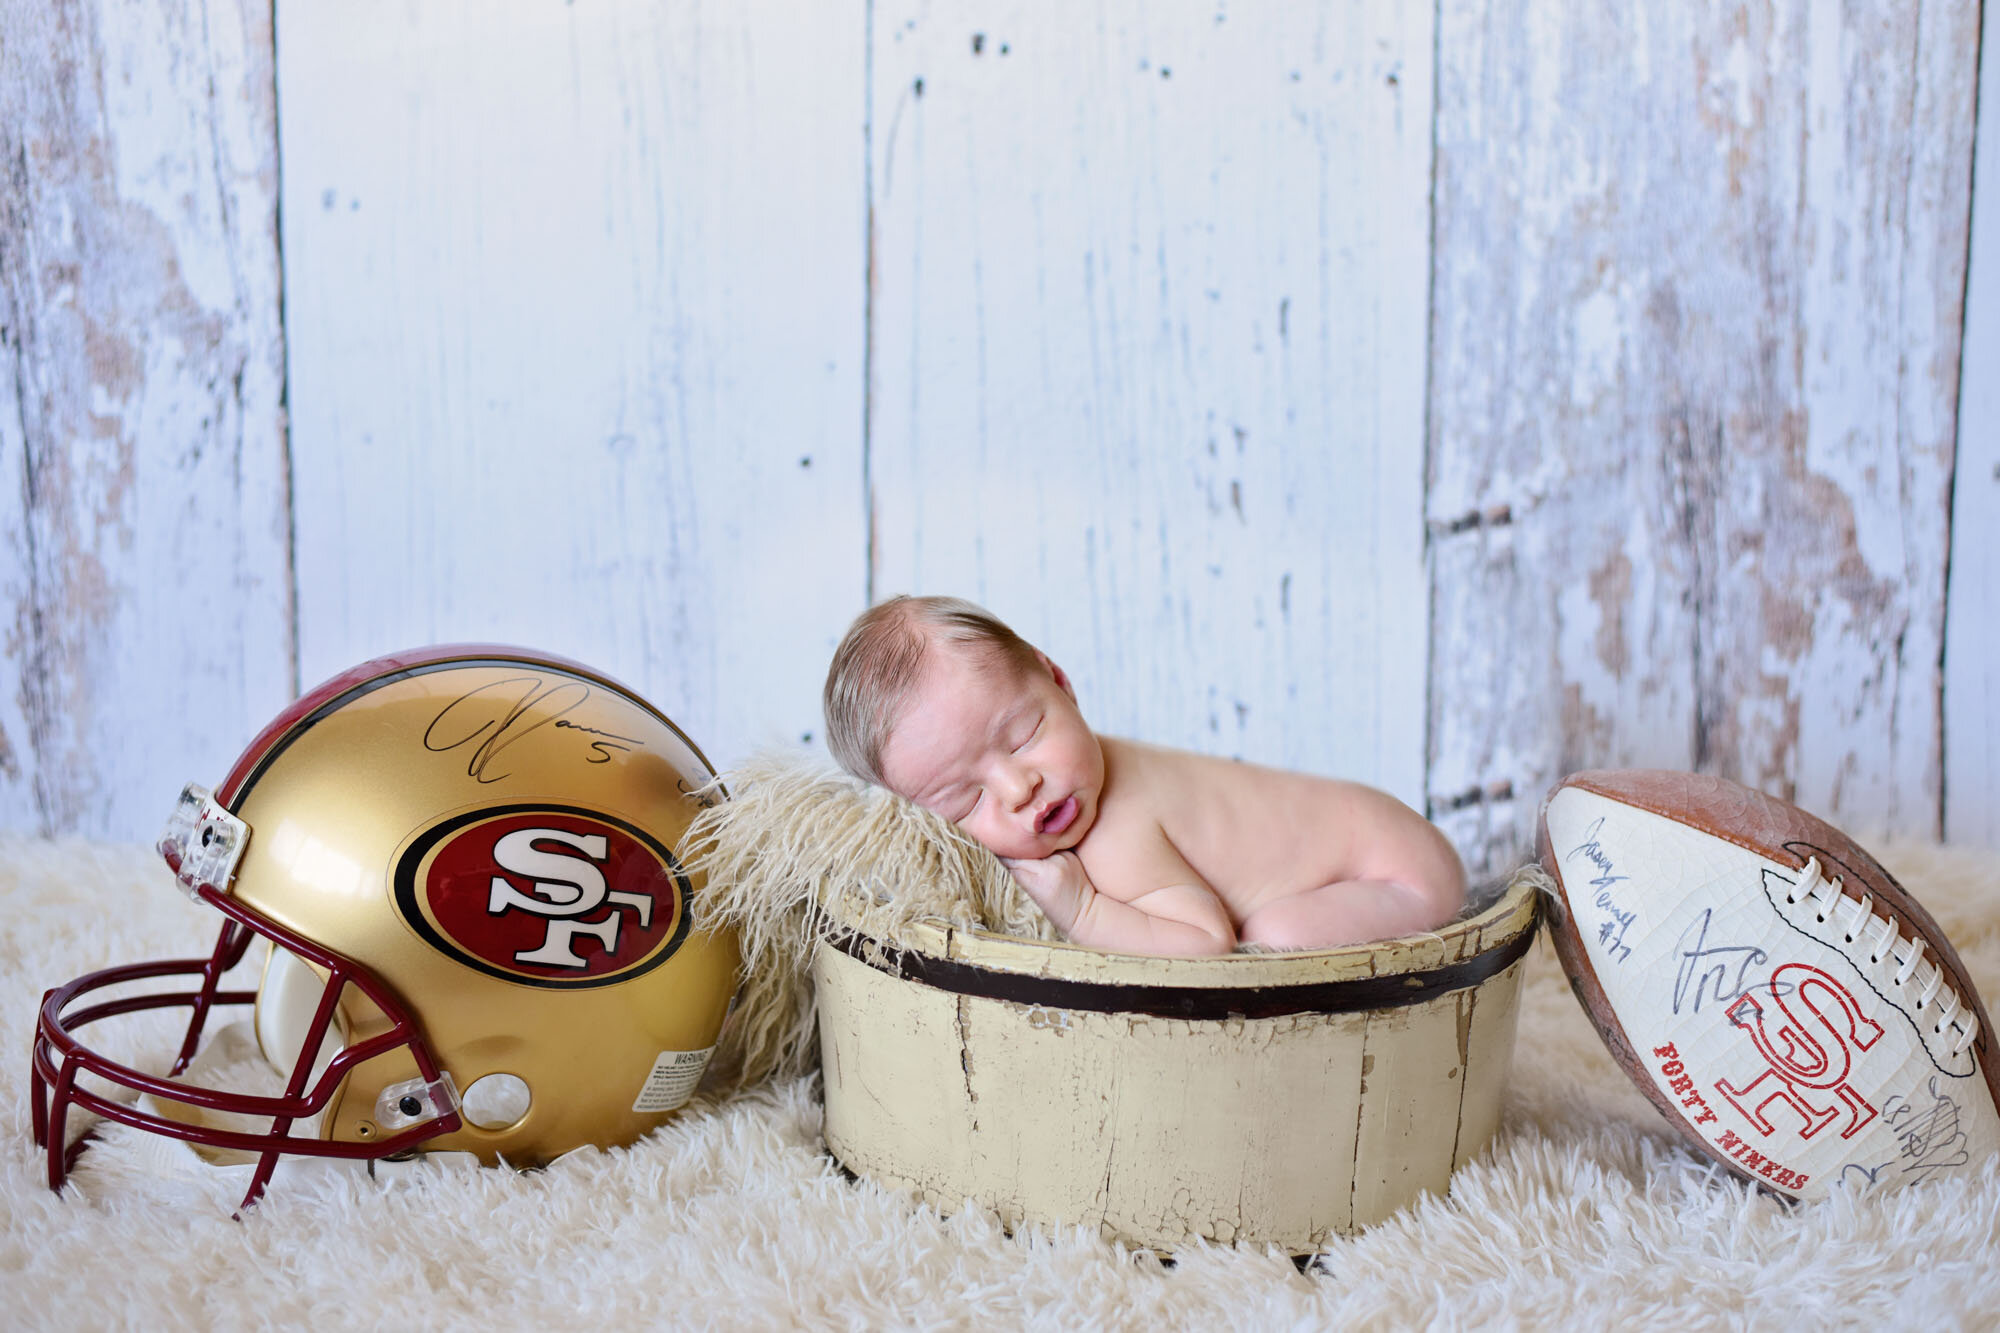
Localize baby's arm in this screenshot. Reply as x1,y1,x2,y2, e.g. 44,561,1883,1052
1002,844,1236,957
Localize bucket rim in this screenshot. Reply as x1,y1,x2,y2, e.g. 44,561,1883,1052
821,872,1541,1011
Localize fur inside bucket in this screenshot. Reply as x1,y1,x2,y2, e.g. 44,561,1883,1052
681,753,1060,1088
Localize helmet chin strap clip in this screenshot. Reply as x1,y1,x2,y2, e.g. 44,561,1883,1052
377,1071,463,1131
159,784,250,900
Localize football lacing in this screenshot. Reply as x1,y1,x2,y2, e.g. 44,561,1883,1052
1783,858,1979,1057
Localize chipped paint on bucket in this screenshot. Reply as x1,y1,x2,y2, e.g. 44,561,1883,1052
816,878,1540,1251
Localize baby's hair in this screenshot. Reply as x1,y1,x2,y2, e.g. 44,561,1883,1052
823,595,1041,787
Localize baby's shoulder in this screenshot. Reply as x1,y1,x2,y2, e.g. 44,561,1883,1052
1081,741,1175,835
1099,735,1219,783
1103,735,1308,794
1095,740,1268,843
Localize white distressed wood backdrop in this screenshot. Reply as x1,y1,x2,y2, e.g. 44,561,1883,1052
4,0,1996,873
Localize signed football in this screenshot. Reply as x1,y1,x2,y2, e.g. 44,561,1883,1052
1537,769,1998,1200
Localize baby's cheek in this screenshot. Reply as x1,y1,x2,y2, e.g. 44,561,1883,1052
1001,832,1048,860
966,819,1011,855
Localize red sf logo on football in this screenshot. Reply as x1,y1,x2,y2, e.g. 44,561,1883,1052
396,808,689,987
1716,963,1886,1141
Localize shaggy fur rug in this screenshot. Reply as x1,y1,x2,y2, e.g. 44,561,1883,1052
3,834,1997,1329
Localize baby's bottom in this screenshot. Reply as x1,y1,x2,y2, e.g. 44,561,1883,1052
1238,880,1455,952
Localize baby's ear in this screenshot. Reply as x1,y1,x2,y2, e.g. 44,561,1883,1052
1036,649,1076,701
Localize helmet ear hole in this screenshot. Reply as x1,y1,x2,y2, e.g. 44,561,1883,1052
462,1073,532,1130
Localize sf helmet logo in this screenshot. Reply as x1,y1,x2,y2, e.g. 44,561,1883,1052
395,807,692,988
486,827,654,967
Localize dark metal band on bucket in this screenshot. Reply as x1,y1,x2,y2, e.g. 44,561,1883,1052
824,913,1539,1021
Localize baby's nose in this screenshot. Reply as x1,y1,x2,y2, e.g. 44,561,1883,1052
1002,766,1040,810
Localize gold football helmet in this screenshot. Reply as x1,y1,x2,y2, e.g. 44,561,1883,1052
32,645,739,1209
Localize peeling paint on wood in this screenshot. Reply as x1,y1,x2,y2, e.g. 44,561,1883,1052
1945,0,2000,851
2,2,1988,858
1452,957,1525,1171
275,1,867,775
0,0,291,837
1428,0,1979,873
816,880,1537,1250
866,1,1435,810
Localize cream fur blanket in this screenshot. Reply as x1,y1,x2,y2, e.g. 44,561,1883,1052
4,832,1998,1328
683,755,1060,1089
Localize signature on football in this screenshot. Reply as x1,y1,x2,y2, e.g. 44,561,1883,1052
1568,818,1636,963
1883,1078,1971,1184
425,675,644,783
1670,907,1771,1015
1838,1078,1971,1188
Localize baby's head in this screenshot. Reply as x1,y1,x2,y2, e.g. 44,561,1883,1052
824,596,1104,859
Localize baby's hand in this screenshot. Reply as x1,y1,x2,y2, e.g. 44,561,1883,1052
999,850,1092,934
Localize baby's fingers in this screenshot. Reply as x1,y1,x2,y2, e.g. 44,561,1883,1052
998,856,1054,895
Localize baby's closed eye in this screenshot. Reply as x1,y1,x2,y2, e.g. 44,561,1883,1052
938,783,980,821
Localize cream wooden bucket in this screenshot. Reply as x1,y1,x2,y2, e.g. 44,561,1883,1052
814,878,1540,1252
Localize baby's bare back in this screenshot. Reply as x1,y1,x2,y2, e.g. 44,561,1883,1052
1076,736,1458,925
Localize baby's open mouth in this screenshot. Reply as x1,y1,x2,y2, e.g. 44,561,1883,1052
1037,796,1079,837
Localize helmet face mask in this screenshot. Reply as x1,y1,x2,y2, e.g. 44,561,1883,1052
31,645,740,1211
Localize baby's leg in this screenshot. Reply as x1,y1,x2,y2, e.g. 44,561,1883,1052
1238,880,1454,952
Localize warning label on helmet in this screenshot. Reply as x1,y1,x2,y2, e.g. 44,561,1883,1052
633,1047,716,1113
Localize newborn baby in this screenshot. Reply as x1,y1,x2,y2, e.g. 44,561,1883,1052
823,595,1467,957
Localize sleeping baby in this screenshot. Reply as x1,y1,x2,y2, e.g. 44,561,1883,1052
822,595,1467,957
